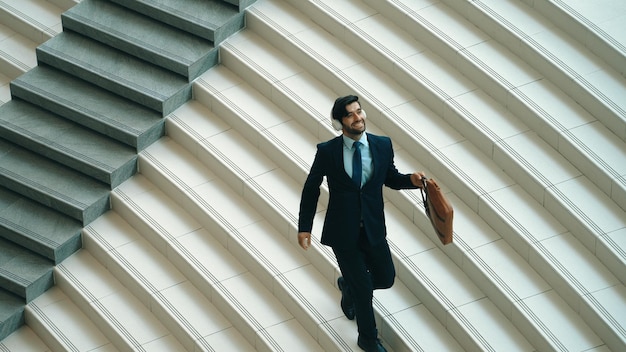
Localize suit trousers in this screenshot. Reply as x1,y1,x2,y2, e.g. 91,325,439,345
333,227,396,340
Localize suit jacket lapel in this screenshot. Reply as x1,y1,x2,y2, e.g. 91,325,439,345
330,136,350,181
365,133,379,186
332,135,364,187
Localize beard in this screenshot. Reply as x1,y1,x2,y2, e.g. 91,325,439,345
343,119,366,135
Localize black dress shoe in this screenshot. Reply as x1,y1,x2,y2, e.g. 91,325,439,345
337,276,355,320
357,336,387,352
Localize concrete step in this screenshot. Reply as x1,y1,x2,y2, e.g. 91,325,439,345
222,0,257,12
11,65,165,151
54,249,189,351
427,0,626,211
0,99,137,188
109,0,245,44
0,237,53,303
0,72,10,104
62,0,219,81
36,30,192,115
0,289,24,341
0,138,110,225
0,326,49,350
0,186,82,264
0,0,64,44
0,24,37,79
109,175,322,351
47,0,79,10
83,210,259,351
530,0,626,77
438,0,626,144
25,286,115,351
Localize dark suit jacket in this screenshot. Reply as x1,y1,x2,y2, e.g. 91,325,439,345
298,133,417,249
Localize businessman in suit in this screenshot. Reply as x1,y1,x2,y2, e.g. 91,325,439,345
298,95,425,352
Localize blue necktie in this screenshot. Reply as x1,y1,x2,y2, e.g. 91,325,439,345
352,141,362,187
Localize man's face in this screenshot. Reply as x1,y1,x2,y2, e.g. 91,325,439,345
341,101,366,138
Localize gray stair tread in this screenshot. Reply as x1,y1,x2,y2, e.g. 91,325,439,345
0,99,137,187
0,186,82,264
0,288,24,340
36,31,191,115
0,138,110,225
11,65,164,151
223,0,256,11
110,0,244,43
0,237,53,302
63,0,218,79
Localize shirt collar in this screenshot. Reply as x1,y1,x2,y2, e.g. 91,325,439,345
342,133,368,149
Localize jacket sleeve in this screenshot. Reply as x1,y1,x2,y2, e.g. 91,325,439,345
298,144,325,232
382,138,419,190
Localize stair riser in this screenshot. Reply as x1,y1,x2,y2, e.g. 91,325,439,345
109,0,246,44
0,224,81,264
0,174,109,225
10,67,166,150
61,11,220,80
35,47,189,115
0,272,53,303
35,33,193,115
0,124,137,189
53,267,136,351
109,188,278,351
0,293,24,341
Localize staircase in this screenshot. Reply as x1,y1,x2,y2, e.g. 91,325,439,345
0,0,252,345
1,0,625,351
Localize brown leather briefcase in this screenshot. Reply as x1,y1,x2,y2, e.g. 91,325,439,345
420,177,453,245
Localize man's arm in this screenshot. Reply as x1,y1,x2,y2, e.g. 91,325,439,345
382,138,425,189
297,147,325,250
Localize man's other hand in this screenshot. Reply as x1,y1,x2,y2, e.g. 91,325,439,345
298,232,312,250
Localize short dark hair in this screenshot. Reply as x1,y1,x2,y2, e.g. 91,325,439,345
331,95,360,122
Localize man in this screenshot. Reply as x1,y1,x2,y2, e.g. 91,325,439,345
298,95,425,352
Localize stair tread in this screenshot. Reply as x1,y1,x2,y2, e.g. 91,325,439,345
0,138,110,225
0,237,53,302
0,288,24,341
110,0,242,43
223,0,256,12
0,24,37,77
26,286,113,351
82,211,262,351
129,0,239,25
0,0,63,43
63,0,218,79
0,185,82,264
111,173,329,351
36,30,191,114
11,65,164,150
0,99,137,186
55,250,188,351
